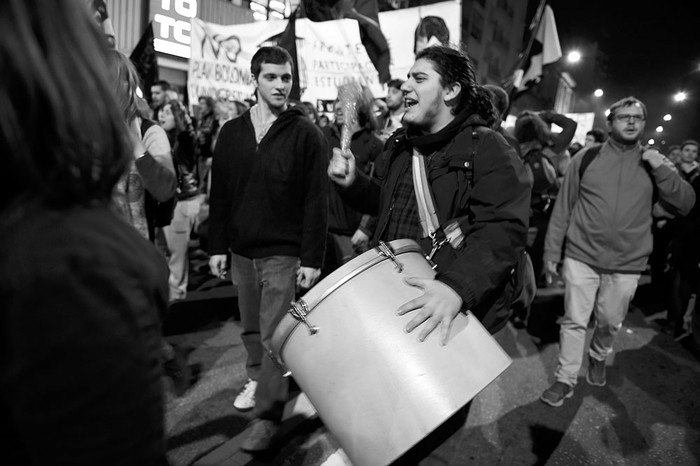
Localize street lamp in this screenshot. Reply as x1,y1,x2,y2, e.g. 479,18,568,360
656,126,664,133
594,88,604,97
663,114,672,121
567,50,582,64
648,138,655,146
674,91,687,102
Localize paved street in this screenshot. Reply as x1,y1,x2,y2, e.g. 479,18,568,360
162,272,700,466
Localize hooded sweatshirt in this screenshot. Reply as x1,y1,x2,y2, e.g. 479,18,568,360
208,106,329,268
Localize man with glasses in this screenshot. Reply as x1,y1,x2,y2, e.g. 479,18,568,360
540,96,695,407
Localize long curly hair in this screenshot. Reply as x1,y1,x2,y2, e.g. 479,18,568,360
414,46,496,127
1,0,131,209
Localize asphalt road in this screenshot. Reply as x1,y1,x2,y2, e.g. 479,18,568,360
162,271,700,466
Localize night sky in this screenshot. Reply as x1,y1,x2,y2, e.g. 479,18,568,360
545,0,700,148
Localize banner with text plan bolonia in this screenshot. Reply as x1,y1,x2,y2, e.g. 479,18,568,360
188,1,460,107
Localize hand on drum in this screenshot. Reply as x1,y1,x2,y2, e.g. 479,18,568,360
328,147,357,188
397,277,464,346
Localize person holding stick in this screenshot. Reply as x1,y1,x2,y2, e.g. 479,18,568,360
328,45,530,461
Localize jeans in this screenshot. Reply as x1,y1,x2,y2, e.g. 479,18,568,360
162,194,205,301
230,254,299,422
555,257,640,386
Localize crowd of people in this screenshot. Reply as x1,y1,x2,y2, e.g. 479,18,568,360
3,1,699,464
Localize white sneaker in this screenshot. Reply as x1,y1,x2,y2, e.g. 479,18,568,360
234,379,257,411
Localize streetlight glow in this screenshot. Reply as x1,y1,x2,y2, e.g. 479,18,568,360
594,89,604,97
674,91,687,102
656,126,664,133
567,50,582,63
663,114,672,121
648,138,655,146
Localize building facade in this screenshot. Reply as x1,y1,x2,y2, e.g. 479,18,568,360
107,0,253,93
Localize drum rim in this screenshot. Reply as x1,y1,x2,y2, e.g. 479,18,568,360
271,239,425,359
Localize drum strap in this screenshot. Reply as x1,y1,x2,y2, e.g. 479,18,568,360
411,148,465,262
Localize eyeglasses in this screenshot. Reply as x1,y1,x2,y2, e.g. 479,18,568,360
612,114,645,123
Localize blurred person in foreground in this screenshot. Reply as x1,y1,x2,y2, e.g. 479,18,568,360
540,97,695,407
0,1,168,464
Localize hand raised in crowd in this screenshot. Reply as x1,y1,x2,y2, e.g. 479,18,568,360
296,266,321,290
397,277,464,346
209,254,228,279
328,147,357,188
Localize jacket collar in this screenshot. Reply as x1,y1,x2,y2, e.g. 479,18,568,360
404,109,485,155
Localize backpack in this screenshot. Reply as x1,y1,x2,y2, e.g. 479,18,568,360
140,118,177,231
523,147,559,194
405,126,537,333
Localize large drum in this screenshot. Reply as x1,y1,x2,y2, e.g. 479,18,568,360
271,240,511,465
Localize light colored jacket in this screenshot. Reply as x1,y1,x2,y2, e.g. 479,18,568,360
544,139,695,272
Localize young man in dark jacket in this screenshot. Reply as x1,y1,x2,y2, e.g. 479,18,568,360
329,46,530,461
208,46,328,451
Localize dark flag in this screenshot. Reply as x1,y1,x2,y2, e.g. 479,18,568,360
129,22,159,102
267,10,302,101
301,0,391,84
502,1,561,98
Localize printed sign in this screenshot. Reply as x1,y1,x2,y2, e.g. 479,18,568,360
187,1,461,106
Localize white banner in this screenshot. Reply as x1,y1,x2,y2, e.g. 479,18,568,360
295,19,380,103
188,1,461,107
380,1,461,85
188,18,287,104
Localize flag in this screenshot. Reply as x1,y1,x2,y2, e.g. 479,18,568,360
129,22,159,102
505,3,562,94
300,0,391,84
267,10,302,101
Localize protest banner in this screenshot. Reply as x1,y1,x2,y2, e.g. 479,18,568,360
187,1,461,107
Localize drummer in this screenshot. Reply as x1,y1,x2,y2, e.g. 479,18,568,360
328,44,530,462
330,45,530,342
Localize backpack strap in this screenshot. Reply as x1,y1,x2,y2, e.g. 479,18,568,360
578,144,602,181
411,125,484,265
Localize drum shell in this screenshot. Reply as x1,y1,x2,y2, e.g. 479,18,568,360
272,240,511,466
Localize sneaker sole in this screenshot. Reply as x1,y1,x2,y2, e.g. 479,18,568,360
586,372,606,387
233,403,255,412
540,388,574,408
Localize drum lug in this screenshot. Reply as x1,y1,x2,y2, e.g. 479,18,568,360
376,241,404,273
268,349,292,377
290,299,320,335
